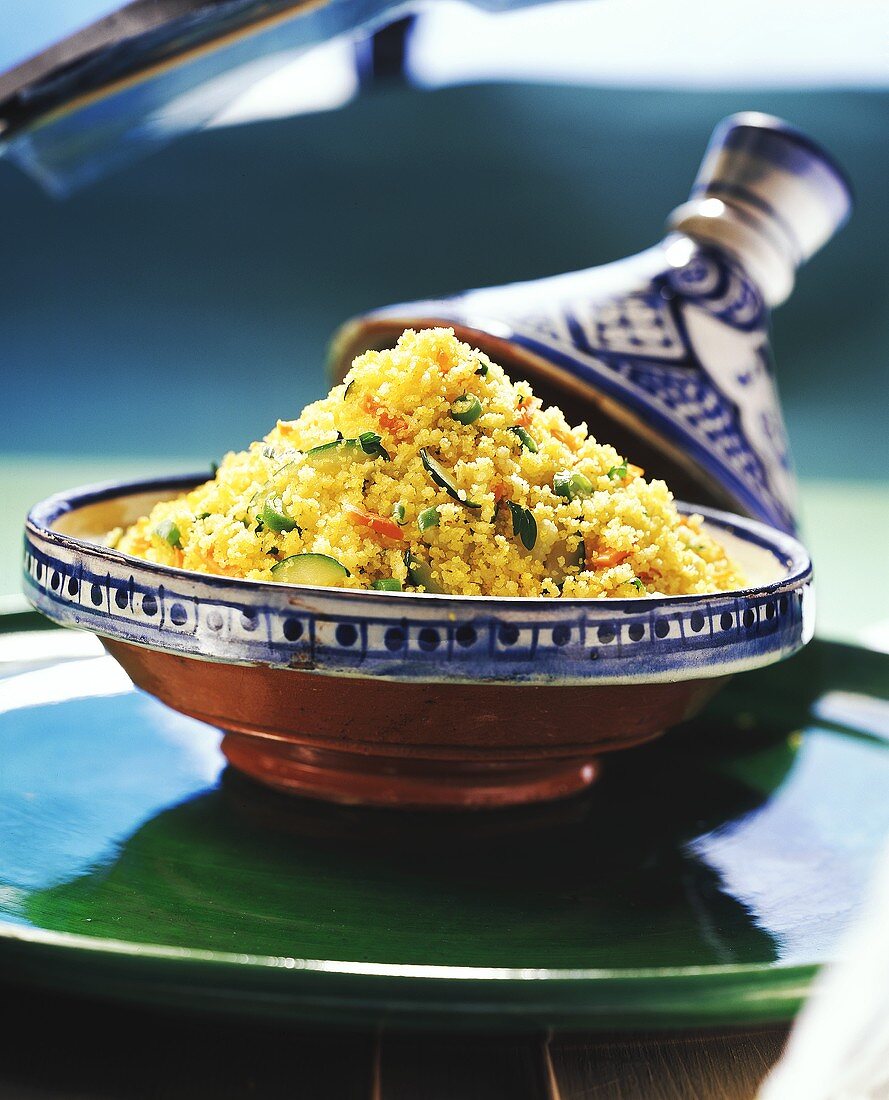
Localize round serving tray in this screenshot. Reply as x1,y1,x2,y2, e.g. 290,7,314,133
1,615,887,1030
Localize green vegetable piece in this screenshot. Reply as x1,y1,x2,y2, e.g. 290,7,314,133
474,363,489,377
305,439,349,466
567,533,585,569
553,471,594,500
418,506,440,531
420,448,481,508
392,502,407,525
196,512,211,521
306,433,389,471
552,533,585,590
260,499,299,534
358,431,391,460
154,520,181,549
450,394,483,425
343,379,355,399
371,579,403,592
630,578,645,592
270,553,350,586
509,426,538,453
607,463,628,481
506,501,537,551
404,551,446,593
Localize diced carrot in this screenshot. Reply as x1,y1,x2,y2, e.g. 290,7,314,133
551,426,578,451
436,348,455,372
514,401,534,427
586,542,630,571
491,481,510,503
343,504,405,543
361,394,409,440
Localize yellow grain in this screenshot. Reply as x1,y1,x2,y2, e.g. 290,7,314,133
118,329,744,597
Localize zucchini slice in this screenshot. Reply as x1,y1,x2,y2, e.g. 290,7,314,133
420,449,480,509
404,551,446,594
306,431,389,471
270,553,350,587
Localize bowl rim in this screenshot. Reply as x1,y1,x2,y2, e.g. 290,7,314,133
25,471,812,610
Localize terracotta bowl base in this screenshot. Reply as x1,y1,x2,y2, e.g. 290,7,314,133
102,640,727,811
221,732,602,809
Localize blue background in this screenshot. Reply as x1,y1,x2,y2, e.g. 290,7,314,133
1,85,886,473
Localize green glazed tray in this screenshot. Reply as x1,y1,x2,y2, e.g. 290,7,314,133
1,610,888,1031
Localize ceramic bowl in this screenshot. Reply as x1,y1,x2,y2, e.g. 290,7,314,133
24,474,813,809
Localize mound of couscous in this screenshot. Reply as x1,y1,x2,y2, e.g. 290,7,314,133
117,328,744,597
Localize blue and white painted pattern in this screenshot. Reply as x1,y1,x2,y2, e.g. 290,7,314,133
24,477,813,687
369,239,796,535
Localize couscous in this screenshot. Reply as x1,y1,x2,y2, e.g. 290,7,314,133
118,328,744,597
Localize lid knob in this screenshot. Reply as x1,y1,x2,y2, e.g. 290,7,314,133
668,112,853,305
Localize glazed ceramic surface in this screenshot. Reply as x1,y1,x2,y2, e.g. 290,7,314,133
331,114,852,535
23,475,814,807
1,621,888,1030
25,476,812,687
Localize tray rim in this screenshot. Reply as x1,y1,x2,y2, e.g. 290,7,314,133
2,615,884,1029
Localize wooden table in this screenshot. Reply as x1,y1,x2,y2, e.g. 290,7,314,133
1,981,788,1098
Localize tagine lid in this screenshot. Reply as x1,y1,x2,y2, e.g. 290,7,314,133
330,114,852,535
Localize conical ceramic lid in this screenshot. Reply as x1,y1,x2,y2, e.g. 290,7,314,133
331,114,852,534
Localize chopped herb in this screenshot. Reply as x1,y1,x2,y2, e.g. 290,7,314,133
358,430,391,461
196,512,211,521
607,463,628,481
420,448,481,508
630,578,645,592
392,502,407,525
506,501,537,551
371,578,403,592
450,394,483,425
418,506,440,531
154,520,181,548
509,426,538,453
553,471,594,500
474,363,489,377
